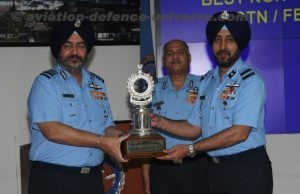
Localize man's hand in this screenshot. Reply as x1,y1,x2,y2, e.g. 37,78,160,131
150,113,201,138
150,113,167,129
101,134,130,163
156,144,189,161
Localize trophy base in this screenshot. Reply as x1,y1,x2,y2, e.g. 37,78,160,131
121,134,166,159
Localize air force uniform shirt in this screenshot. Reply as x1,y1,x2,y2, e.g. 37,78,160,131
188,58,266,157
27,64,115,167
152,74,201,149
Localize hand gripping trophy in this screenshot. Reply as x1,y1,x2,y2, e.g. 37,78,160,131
121,64,166,159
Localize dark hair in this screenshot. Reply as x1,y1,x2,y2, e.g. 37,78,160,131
163,39,190,55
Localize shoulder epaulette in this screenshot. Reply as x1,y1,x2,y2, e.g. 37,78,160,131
240,68,255,80
156,76,167,85
40,69,58,79
228,69,237,78
161,80,167,89
90,72,104,83
200,75,206,81
200,70,213,81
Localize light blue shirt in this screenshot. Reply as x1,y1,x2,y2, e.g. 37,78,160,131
152,74,202,149
27,64,115,167
188,58,266,156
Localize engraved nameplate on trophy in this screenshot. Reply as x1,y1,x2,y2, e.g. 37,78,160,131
121,64,166,159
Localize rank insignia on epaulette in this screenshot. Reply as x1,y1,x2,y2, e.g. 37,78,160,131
40,69,57,79
228,69,236,78
162,81,166,89
60,70,67,80
200,74,206,81
89,82,102,90
90,72,104,83
240,68,255,80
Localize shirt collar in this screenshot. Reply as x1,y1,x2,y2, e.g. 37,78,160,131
165,74,194,90
212,57,244,81
55,64,90,85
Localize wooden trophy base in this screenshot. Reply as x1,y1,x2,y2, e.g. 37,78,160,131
121,134,166,159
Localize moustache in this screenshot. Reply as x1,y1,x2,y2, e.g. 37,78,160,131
216,50,230,56
171,60,181,64
66,55,83,61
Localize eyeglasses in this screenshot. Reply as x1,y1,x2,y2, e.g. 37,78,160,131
62,42,86,51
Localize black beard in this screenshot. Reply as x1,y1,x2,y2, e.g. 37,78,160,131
215,49,240,68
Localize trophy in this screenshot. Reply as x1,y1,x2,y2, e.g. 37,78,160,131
121,64,166,159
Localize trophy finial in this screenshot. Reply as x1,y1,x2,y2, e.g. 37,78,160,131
127,64,154,106
137,64,143,74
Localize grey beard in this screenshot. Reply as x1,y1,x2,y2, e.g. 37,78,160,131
58,55,88,72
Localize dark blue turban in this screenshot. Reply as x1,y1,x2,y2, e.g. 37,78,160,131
206,11,251,51
50,19,96,59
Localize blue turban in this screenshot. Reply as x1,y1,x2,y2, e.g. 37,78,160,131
206,11,251,51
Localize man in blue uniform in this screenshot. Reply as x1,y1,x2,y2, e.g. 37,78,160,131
152,11,273,194
27,19,128,194
142,39,209,194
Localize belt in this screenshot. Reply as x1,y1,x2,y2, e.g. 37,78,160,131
208,146,266,164
31,161,101,174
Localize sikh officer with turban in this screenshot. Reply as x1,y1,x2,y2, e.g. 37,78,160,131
151,11,273,194
27,19,129,194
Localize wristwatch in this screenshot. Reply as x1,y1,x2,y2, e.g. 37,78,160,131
187,144,196,157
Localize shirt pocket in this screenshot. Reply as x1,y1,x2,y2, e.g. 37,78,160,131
62,100,82,125
220,99,237,122
93,101,110,123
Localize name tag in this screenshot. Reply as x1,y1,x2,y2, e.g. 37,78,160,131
62,94,75,98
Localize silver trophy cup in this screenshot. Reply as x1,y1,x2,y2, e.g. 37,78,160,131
121,64,165,159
